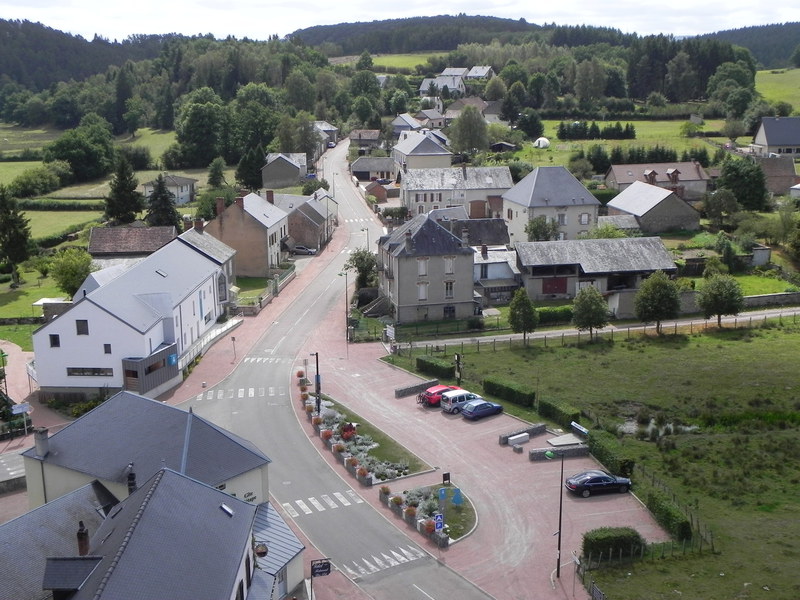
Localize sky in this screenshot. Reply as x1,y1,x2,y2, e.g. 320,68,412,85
1,0,798,43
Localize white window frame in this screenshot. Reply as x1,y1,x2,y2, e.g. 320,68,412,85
417,282,428,301
418,258,428,276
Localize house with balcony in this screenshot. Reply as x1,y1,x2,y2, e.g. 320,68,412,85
502,166,600,243
203,193,289,277
376,213,475,323
400,166,513,218
30,228,236,402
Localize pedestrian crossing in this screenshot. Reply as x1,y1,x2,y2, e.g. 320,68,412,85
339,545,426,581
194,384,287,403
281,489,363,518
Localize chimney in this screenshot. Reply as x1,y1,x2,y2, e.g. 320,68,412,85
266,189,274,204
77,521,89,556
481,244,488,258
405,230,412,252
215,197,225,217
193,218,203,233
461,227,469,247
34,427,49,458
127,471,137,494
461,163,467,178
235,196,244,209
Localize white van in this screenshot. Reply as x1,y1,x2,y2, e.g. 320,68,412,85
440,389,483,414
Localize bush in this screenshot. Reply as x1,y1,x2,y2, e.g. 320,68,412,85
415,356,455,379
537,305,573,325
483,376,535,407
537,398,581,429
586,430,635,476
466,316,485,330
582,526,645,558
645,489,692,540
391,494,404,505
379,485,391,495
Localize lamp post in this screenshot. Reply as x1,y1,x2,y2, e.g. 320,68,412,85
545,450,564,578
361,227,370,251
310,352,321,413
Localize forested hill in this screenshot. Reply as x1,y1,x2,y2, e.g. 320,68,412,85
290,14,544,54
697,22,800,69
0,19,178,90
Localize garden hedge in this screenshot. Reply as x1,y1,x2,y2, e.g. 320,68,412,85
537,398,580,429
586,430,635,476
645,489,693,541
537,305,573,325
415,356,455,379
582,526,645,558
483,376,535,407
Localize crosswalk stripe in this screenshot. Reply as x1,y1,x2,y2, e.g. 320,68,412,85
295,500,312,514
217,389,223,399
333,492,350,506
382,552,399,567
195,393,203,402
361,558,379,574
206,390,213,400
282,503,299,518
308,497,326,511
391,549,407,563
342,564,360,579
346,490,364,504
321,494,338,509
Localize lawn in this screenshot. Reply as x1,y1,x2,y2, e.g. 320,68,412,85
372,52,445,71
0,122,61,155
385,323,800,600
755,67,800,108
25,210,103,239
0,160,41,186
520,119,725,169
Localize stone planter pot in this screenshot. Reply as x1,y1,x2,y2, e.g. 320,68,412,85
345,462,358,476
403,510,417,525
357,473,373,487
390,500,404,515
378,491,390,505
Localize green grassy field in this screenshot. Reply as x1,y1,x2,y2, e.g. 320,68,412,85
755,68,800,108
387,322,800,600
518,119,726,169
369,52,445,71
25,210,103,238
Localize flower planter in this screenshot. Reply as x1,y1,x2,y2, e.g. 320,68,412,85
404,510,417,525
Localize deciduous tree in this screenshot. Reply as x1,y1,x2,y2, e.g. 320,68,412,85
572,285,609,340
50,247,94,298
525,215,560,241
344,247,377,289
696,274,744,327
0,185,31,286
449,105,488,154
634,270,680,334
508,288,538,345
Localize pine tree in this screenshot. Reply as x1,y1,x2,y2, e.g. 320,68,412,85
145,174,181,227
235,147,264,191
105,156,143,224
0,185,31,286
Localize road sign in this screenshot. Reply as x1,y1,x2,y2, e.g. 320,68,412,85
434,513,444,531
311,559,331,577
12,402,30,414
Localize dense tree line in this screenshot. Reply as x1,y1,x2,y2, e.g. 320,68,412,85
697,22,800,69
556,121,635,141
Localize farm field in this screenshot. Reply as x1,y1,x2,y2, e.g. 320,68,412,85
387,323,800,600
755,68,800,108
370,52,445,71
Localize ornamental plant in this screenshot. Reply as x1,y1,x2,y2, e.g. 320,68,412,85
379,485,391,495
390,495,404,506
404,506,417,518
312,416,322,425
346,456,358,467
321,429,333,440
424,519,436,535
357,466,369,478
296,370,304,378
333,443,346,453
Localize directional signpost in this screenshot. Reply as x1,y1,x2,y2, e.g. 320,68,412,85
310,558,331,600
434,513,444,532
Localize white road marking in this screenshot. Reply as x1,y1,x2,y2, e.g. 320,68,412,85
295,500,312,514
321,494,338,509
282,503,299,518
346,490,364,503
333,492,350,506
308,497,325,511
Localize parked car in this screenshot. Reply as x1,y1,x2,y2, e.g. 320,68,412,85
565,469,631,498
417,384,461,407
293,245,317,255
462,400,503,420
327,141,336,148
440,389,483,414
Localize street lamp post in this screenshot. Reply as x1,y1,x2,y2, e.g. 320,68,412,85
545,450,565,578
310,352,321,413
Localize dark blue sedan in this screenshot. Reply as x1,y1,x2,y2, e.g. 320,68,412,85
461,400,503,420
565,470,632,497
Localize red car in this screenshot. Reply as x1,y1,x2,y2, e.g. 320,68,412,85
417,385,461,407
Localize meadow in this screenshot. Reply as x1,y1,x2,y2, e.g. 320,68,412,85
387,322,800,600
755,67,800,108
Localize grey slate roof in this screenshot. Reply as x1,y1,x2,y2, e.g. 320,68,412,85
0,481,118,600
88,226,176,256
607,180,675,216
65,469,257,600
394,131,451,156
143,174,197,187
515,237,676,274
401,166,513,192
503,166,600,209
392,113,421,129
178,226,236,265
243,191,288,229
265,152,307,169
351,156,395,172
757,116,800,146
381,213,473,258
251,502,304,583
598,214,641,231
22,391,270,488
607,161,710,185
436,218,510,247
466,65,493,78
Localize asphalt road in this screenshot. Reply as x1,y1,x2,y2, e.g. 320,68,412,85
179,141,494,600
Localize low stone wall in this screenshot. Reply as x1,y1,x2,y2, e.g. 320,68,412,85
498,423,546,446
528,445,590,461
395,379,438,399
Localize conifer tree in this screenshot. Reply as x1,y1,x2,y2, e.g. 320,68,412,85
105,155,143,224
145,174,181,227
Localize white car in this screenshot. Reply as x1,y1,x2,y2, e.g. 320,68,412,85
293,245,317,255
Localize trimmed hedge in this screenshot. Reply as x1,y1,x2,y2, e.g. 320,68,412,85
586,430,635,476
582,526,645,558
483,376,535,408
537,305,573,325
645,489,693,541
17,199,105,211
537,397,580,429
415,356,455,379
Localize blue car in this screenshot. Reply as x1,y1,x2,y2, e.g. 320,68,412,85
461,400,503,420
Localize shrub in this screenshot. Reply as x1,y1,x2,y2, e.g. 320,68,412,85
415,355,455,379
305,404,314,413
582,527,645,558
379,485,391,495
537,398,581,429
645,489,693,540
483,376,535,407
424,519,436,534
346,456,359,467
586,430,635,476
357,466,369,478
466,316,485,330
537,305,574,325
299,384,308,391
333,443,346,452
301,392,309,400
391,494,404,505
404,506,417,518
311,416,322,425
321,429,333,440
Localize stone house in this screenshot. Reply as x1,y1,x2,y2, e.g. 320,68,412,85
606,180,700,232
